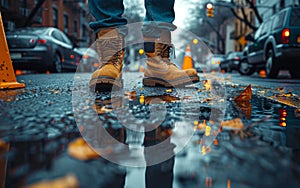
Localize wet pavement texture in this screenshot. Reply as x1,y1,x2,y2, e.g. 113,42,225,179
0,73,300,188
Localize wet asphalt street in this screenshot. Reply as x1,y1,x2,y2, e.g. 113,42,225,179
0,72,300,188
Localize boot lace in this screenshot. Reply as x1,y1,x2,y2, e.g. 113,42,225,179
158,43,177,66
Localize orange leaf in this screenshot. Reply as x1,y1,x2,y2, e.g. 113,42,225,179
235,100,252,119
234,84,252,101
220,118,244,130
25,174,79,188
68,138,100,160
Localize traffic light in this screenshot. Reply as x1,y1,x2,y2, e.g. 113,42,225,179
206,2,214,17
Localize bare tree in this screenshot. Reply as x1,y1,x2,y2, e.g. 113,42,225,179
185,1,234,54
229,0,263,31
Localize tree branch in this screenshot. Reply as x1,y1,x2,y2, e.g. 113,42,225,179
241,6,257,30
245,0,263,24
23,0,47,27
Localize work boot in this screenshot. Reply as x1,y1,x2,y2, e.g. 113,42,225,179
143,30,199,87
89,28,124,91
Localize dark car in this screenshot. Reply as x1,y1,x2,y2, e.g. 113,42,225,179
6,27,80,72
242,6,300,78
74,47,99,72
206,54,225,72
238,45,256,75
221,51,243,72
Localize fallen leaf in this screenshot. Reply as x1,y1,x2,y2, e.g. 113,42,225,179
295,109,300,118
68,138,100,160
93,103,112,114
194,120,207,131
139,95,145,104
203,98,213,102
25,174,79,188
234,84,252,101
235,100,252,119
221,118,244,130
145,95,179,104
205,125,211,136
203,80,211,91
278,86,284,91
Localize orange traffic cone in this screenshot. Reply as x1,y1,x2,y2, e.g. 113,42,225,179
0,13,25,90
182,44,193,70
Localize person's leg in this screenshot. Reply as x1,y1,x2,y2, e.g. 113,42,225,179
89,0,127,34
88,0,127,91
142,0,199,87
143,0,176,38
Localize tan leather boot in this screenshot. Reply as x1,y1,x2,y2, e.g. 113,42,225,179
89,28,124,91
143,31,199,87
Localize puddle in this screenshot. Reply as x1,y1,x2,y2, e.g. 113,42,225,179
1,88,300,187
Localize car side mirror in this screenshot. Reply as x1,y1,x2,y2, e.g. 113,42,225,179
245,34,255,42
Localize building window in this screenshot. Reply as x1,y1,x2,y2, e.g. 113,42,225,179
2,0,10,8
73,20,78,37
82,24,86,38
53,8,58,28
250,11,253,25
34,0,43,23
19,0,30,16
64,14,69,33
240,21,243,34
19,0,26,8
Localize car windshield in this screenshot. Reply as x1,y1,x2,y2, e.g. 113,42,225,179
7,27,48,35
290,8,300,26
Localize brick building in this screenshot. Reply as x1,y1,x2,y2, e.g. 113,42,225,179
0,0,93,47
230,0,256,52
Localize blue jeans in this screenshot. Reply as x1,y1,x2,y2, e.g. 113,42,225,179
88,0,177,37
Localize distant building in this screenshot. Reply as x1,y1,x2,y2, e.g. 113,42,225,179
256,0,299,20
230,0,256,52
0,0,94,47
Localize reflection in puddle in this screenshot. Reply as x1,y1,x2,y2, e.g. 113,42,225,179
3,91,300,187
0,90,21,102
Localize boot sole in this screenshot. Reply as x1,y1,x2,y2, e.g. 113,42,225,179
143,75,200,87
89,76,123,92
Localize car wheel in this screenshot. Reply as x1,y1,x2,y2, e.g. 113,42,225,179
238,59,255,75
265,49,279,78
51,53,62,73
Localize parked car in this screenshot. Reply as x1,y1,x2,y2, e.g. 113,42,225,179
74,47,99,72
242,6,300,78
6,27,80,72
238,45,256,75
221,51,243,72
206,54,225,72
